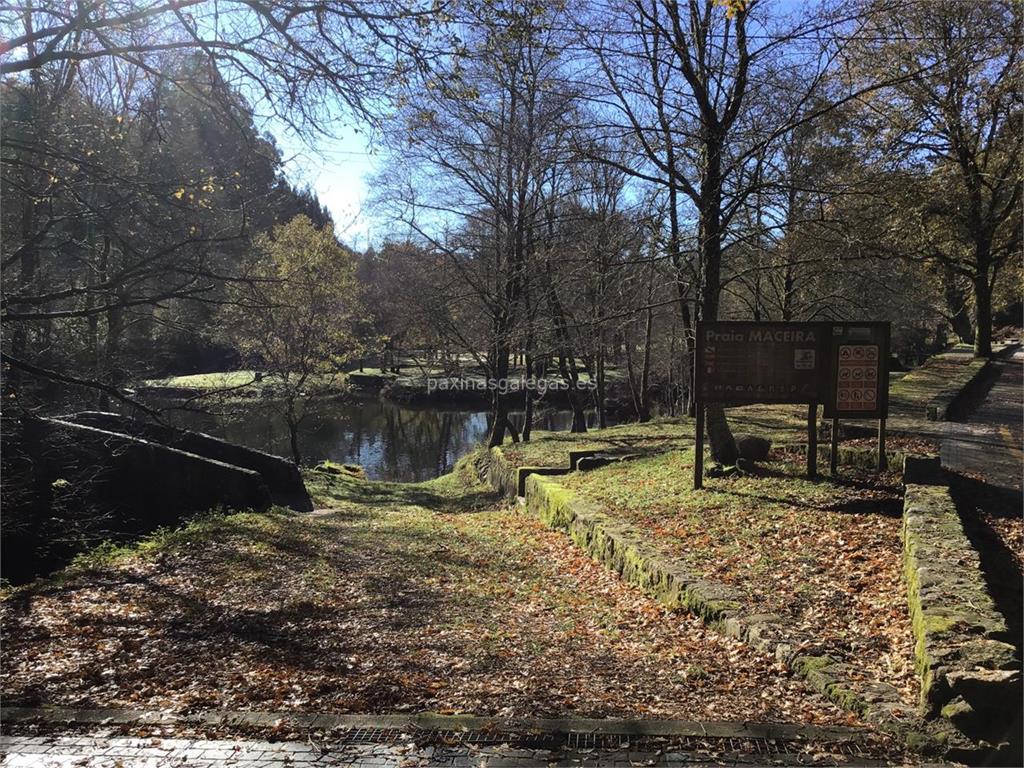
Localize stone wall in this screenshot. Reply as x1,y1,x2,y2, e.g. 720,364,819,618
487,443,1020,759
901,463,1020,754
66,412,311,511
487,447,570,497
28,418,273,518
513,468,919,740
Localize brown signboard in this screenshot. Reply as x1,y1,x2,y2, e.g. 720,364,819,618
693,320,891,488
823,323,890,420
696,321,828,405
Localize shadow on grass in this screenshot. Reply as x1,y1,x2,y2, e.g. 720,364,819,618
2,497,505,711
308,472,501,514
711,470,904,518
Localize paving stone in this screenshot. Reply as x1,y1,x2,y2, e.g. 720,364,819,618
0,732,915,767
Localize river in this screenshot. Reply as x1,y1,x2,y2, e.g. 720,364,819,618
169,399,603,481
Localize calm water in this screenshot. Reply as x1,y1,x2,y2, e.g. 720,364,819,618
170,399,601,481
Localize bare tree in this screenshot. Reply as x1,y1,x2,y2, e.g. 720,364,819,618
844,0,1022,356
375,0,578,447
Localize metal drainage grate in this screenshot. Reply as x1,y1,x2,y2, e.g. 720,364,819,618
334,727,406,744
331,727,873,759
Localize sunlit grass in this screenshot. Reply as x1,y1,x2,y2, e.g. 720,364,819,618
141,370,347,391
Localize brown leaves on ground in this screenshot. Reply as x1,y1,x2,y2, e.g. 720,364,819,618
2,474,862,728
561,450,920,710
839,436,940,455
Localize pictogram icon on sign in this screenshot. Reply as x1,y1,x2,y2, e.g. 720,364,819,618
836,344,880,412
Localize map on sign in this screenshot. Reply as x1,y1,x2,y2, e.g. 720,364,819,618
697,322,827,405
835,345,879,412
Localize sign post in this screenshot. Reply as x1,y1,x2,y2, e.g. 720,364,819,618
695,321,828,487
807,402,818,478
878,419,888,471
830,417,839,475
694,394,705,490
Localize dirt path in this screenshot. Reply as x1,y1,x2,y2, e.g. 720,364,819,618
1,470,872,729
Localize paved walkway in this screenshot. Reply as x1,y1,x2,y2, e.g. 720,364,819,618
940,349,1023,494
0,733,902,767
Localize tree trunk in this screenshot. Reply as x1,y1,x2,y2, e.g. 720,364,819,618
545,263,586,434
639,305,653,421
504,415,521,443
557,352,587,433
624,330,642,420
287,412,302,466
973,272,993,357
9,194,37,392
941,264,975,344
487,330,512,447
289,422,302,466
522,352,535,442
667,179,696,416
596,338,607,429
699,135,739,466
279,387,302,465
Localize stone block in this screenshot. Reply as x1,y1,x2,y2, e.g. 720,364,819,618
904,455,944,486
65,412,311,511
735,434,771,461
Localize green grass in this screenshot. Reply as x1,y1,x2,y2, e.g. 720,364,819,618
144,371,262,388
140,370,349,393
501,405,813,469
67,508,299,573
305,450,497,512
502,418,694,467
498,344,984,472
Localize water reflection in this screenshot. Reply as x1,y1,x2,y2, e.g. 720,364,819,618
170,399,601,481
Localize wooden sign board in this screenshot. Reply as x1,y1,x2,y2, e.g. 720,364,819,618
822,323,890,420
696,321,829,405
693,320,891,489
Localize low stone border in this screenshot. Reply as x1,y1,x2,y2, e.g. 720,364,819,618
925,358,990,421
487,446,570,497
901,457,1020,756
513,468,928,747
0,706,869,744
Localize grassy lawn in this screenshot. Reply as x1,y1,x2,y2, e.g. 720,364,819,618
143,364,627,392
141,371,348,392
888,349,985,417
556,447,919,708
501,408,936,470
502,418,696,467
503,407,809,468
1,461,868,726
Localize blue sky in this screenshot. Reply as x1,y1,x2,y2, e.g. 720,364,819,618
266,0,815,250
272,124,379,250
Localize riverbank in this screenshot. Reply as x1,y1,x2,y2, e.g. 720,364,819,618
136,365,635,412
135,371,356,402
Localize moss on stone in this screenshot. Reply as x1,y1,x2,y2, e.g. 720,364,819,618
901,478,1014,727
